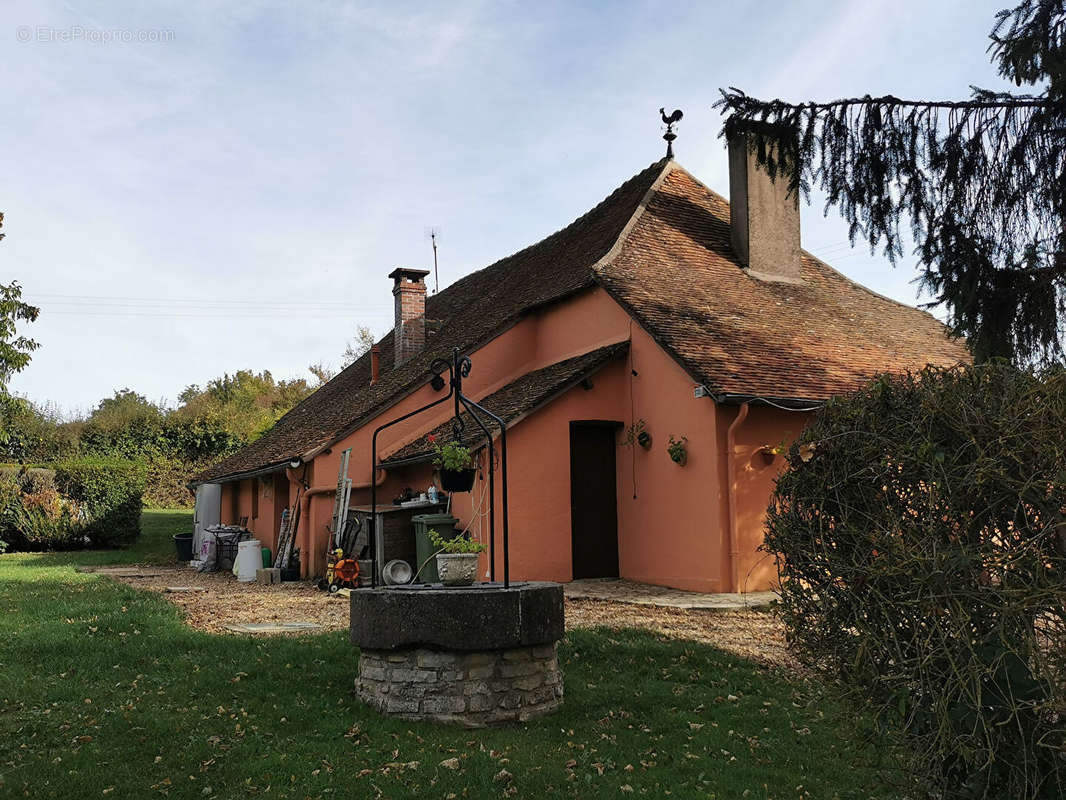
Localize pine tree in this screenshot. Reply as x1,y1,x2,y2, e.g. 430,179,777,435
716,0,1065,363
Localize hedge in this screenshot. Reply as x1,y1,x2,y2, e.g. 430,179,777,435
0,458,146,550
766,363,1066,798
53,458,146,547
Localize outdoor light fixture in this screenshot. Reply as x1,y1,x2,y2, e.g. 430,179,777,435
288,457,303,470
694,385,712,399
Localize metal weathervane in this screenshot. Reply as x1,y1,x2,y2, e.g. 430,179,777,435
660,107,683,159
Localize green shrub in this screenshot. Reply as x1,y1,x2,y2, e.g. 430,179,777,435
766,364,1066,798
53,458,146,547
0,466,84,550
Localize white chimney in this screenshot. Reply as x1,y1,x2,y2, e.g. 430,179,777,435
727,132,804,285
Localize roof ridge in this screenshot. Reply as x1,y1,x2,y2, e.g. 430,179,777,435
590,159,678,278
428,158,672,302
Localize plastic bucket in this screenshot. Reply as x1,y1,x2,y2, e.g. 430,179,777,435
236,539,262,582
173,532,194,562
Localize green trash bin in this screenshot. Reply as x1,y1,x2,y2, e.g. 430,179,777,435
412,513,459,583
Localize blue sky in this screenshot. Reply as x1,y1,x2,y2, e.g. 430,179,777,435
4,0,1013,413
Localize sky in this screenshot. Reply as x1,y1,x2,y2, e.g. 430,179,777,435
3,0,1016,415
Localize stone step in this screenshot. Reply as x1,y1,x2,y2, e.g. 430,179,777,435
223,622,323,634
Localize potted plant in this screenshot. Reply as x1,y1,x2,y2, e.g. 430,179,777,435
428,434,476,492
622,419,652,450
428,528,486,586
759,438,787,465
667,435,688,466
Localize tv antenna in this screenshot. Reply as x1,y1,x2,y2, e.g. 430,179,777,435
426,226,441,294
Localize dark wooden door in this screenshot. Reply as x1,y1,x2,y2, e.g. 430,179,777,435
570,422,620,579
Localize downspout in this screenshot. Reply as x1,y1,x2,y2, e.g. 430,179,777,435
725,402,750,593
287,465,387,577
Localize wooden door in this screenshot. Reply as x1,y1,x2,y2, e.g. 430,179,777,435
570,422,620,579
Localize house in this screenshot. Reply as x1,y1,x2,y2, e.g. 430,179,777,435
192,135,968,592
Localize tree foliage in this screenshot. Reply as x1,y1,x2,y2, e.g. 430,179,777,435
342,324,376,368
174,369,314,444
1,370,317,507
766,364,1066,798
0,279,40,390
716,0,1066,364
309,324,377,384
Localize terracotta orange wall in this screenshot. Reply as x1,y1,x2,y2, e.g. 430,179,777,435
220,482,237,525
715,403,813,591
222,286,811,588
246,475,282,555
441,291,732,592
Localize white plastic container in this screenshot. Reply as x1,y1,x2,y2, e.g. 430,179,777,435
236,539,262,582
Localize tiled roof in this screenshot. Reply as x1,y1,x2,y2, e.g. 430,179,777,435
597,167,970,402
383,342,629,465
193,161,665,483
195,158,967,484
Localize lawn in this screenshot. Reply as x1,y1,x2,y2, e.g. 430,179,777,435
0,511,895,798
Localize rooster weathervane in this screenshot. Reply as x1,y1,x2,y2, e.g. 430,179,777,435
660,108,683,159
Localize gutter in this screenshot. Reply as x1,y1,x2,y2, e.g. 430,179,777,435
716,392,826,412
187,459,291,489
378,343,630,469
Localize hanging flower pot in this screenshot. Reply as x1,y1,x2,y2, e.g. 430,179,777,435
439,467,477,492
667,435,688,466
759,446,780,466
622,419,652,450
429,436,477,493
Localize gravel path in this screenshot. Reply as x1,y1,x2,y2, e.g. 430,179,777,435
115,567,793,668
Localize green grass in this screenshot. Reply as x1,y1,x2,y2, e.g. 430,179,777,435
0,511,894,798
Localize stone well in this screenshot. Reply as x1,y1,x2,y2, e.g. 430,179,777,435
350,582,564,726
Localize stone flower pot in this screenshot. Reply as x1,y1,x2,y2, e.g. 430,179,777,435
436,552,479,586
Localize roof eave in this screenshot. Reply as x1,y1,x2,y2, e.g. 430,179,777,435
188,459,291,488
381,342,629,466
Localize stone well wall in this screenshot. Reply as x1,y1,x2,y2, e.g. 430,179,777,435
356,642,563,726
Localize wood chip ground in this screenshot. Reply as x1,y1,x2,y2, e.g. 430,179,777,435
115,567,793,668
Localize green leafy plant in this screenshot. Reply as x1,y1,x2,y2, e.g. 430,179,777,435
427,435,473,471
621,419,650,449
0,467,85,550
666,435,688,465
427,528,485,554
0,277,41,390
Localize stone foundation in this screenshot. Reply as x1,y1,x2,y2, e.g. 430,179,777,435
356,642,563,726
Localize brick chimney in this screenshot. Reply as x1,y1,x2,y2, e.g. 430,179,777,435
370,345,381,386
727,132,804,285
389,268,430,365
